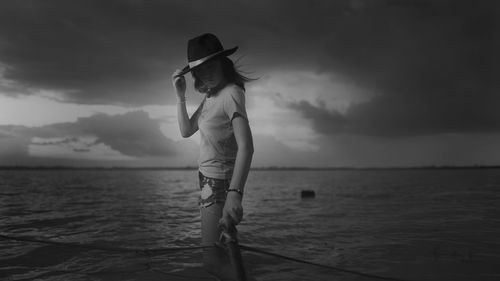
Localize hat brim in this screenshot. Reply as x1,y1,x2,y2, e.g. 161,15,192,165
176,46,238,77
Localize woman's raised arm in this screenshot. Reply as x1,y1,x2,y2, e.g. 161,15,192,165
173,69,202,138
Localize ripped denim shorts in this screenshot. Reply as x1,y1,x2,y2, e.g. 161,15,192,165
198,172,230,208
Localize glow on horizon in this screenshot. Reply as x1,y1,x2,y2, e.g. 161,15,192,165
28,141,134,161
1,71,352,158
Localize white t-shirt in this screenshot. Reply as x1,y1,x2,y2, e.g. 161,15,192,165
197,83,248,179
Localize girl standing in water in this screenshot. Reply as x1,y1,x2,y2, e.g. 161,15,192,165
172,33,254,280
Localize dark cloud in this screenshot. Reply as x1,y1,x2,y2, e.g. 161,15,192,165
288,91,500,136
0,0,350,105
0,110,188,158
73,148,91,153
31,136,83,145
0,0,498,137
284,0,500,136
75,111,178,157
0,1,179,105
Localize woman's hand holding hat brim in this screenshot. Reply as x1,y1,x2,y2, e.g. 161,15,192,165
174,65,190,78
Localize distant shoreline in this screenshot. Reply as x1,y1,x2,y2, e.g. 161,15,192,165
1,165,499,171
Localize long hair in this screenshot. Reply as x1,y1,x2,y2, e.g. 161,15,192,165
192,56,255,93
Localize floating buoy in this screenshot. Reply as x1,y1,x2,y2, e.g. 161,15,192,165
301,190,315,199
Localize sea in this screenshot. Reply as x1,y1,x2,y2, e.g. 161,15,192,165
0,168,499,281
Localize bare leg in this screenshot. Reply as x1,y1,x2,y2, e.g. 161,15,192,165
201,203,236,280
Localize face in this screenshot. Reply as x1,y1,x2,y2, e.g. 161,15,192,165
192,59,225,89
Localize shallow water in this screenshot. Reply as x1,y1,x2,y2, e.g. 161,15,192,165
1,169,499,280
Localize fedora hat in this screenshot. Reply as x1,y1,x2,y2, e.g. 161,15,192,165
176,33,238,77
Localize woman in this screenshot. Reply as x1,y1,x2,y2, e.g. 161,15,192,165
172,33,254,280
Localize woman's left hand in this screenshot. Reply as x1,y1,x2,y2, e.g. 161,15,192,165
220,192,243,226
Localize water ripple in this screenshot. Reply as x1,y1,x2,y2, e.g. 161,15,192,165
1,169,499,280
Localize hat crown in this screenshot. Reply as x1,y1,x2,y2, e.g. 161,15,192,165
187,33,224,63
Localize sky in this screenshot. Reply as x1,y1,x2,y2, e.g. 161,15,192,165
0,0,499,168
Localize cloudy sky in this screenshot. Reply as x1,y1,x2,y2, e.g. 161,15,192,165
0,0,498,168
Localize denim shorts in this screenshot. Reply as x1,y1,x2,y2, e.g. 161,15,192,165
198,172,230,208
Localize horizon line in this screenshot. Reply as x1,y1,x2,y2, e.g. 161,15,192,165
1,165,499,171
